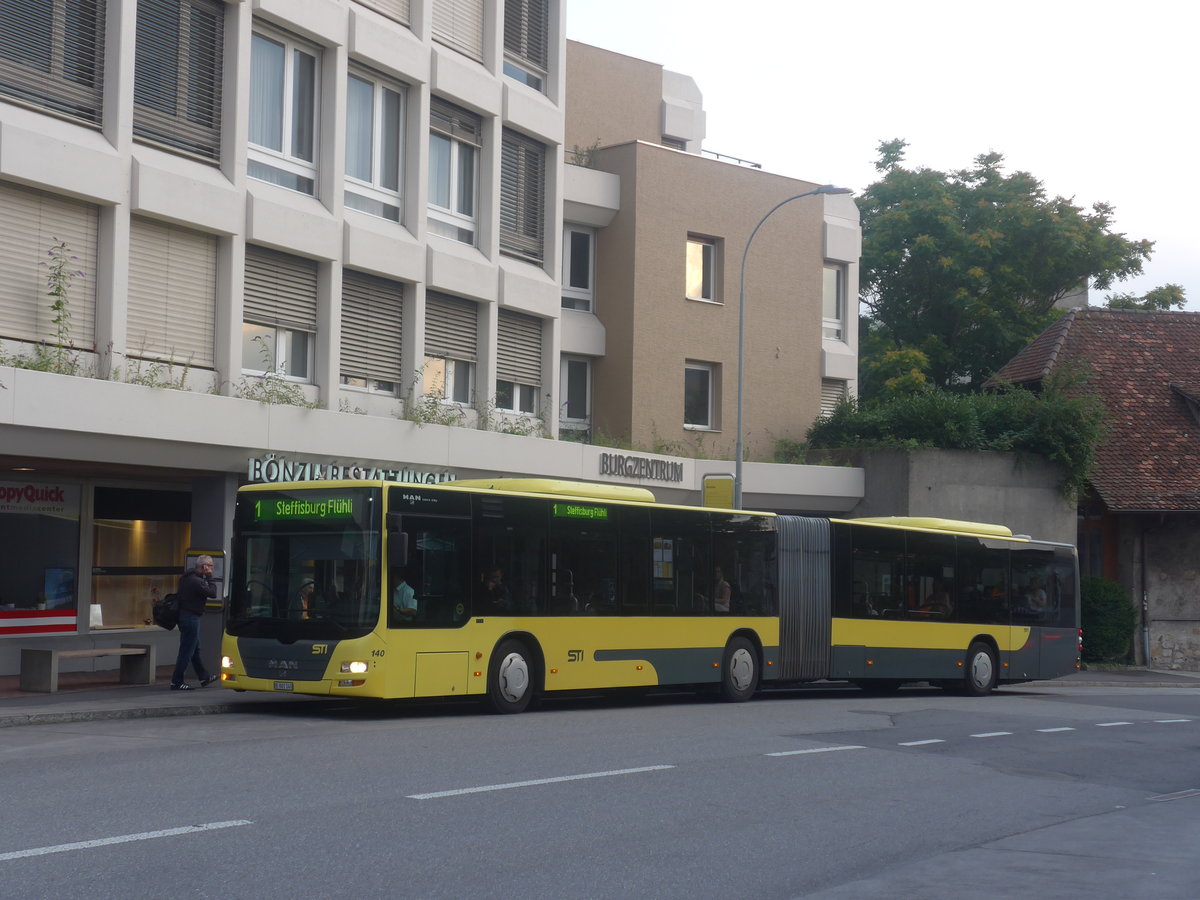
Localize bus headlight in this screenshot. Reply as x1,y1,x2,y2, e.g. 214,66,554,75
340,661,368,674
221,656,233,669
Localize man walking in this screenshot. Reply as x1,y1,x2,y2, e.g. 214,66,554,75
170,554,219,690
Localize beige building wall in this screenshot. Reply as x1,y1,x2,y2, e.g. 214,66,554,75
565,41,663,153
589,142,826,460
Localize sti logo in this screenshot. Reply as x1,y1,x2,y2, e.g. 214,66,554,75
567,650,583,663
311,644,330,655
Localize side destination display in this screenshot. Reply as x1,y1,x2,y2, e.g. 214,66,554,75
254,496,356,522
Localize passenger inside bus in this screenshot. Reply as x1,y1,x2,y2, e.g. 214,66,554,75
915,579,953,617
392,569,417,623
479,566,513,613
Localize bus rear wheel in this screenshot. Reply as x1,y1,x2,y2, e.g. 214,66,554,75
963,641,998,696
719,636,759,702
487,639,536,714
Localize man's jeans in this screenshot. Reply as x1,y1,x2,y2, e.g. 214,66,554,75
172,613,210,686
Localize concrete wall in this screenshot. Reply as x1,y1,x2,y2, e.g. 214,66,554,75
1122,513,1200,670
845,448,1077,545
565,41,663,151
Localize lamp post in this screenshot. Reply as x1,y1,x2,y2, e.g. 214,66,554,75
733,184,853,509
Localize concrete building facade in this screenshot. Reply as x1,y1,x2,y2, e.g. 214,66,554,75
0,1,864,676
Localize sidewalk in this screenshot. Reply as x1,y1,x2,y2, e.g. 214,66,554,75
0,665,326,728
2,664,1198,729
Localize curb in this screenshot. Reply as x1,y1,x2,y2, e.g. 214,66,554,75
0,702,243,728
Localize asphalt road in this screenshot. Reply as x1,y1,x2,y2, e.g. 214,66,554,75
2,683,1198,899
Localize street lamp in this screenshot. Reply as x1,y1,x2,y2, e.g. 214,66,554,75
733,184,853,509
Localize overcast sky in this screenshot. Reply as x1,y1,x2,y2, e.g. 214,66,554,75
566,0,1198,310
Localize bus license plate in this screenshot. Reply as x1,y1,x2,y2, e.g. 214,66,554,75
273,681,294,691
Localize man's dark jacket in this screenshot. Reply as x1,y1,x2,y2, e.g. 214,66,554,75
177,567,217,616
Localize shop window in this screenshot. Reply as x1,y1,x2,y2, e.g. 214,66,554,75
91,487,191,630
0,480,81,636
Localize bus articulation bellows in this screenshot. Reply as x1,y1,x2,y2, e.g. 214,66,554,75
220,478,1080,712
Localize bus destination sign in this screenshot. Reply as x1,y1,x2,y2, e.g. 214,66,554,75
254,497,355,522
553,503,608,521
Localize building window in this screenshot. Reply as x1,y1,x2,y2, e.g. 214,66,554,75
500,128,546,264
248,26,319,195
242,246,317,381
0,182,98,346
431,0,484,62
685,361,718,429
686,236,719,302
428,97,480,245
823,264,846,340
562,226,595,311
496,380,536,413
133,0,224,161
424,291,478,403
341,270,404,394
503,0,548,92
345,68,405,222
496,309,542,413
0,0,105,124
128,217,217,368
560,356,591,434
423,357,474,403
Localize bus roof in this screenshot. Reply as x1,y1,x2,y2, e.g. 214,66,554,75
448,478,657,503
845,516,1015,538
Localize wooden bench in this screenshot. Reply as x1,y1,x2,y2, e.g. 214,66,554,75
19,644,157,693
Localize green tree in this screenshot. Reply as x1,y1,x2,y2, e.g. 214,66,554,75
1104,283,1187,310
858,140,1154,395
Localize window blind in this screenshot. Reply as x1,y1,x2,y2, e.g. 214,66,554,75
497,309,542,385
503,0,548,72
341,270,404,384
133,0,224,161
424,291,477,361
128,217,217,367
244,245,318,331
431,0,484,62
430,96,481,147
0,0,105,124
820,379,846,416
499,128,546,263
0,181,97,345
354,0,411,26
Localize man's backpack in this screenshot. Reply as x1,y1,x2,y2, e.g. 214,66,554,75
153,593,180,630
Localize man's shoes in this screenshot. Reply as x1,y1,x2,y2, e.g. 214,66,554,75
170,682,193,691
199,674,219,687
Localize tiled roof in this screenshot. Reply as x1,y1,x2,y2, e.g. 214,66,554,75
991,308,1200,511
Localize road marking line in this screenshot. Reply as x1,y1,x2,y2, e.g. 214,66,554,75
1149,789,1200,802
1096,722,1133,727
1037,727,1075,732
407,765,675,800
0,821,252,863
1154,719,1191,723
970,732,1013,738
898,739,944,746
766,745,866,757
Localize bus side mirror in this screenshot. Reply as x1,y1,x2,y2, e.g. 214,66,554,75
388,533,409,568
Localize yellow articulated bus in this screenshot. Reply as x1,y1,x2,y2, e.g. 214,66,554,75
220,479,1080,712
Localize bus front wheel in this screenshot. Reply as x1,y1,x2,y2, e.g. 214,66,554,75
719,636,759,702
964,642,998,696
487,639,536,714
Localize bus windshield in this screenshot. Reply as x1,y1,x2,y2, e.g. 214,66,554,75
227,487,381,641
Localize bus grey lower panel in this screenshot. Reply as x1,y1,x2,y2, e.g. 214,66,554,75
777,516,832,681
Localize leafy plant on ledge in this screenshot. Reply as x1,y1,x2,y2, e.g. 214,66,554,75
0,239,89,377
